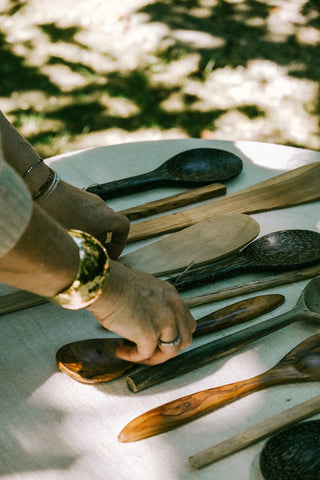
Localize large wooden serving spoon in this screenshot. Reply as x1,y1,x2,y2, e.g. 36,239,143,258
55,294,284,384
127,161,320,242
86,148,243,199
118,333,320,442
127,276,320,392
169,229,320,291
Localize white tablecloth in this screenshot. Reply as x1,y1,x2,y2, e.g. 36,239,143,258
1,139,320,480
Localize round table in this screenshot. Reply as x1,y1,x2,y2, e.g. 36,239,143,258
1,139,320,480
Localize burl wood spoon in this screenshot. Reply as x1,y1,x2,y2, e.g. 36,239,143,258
118,333,320,442
169,229,320,291
86,148,243,199
56,294,284,384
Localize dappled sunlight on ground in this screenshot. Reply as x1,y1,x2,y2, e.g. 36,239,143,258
0,0,319,157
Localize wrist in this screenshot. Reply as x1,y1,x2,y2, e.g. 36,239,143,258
49,230,110,310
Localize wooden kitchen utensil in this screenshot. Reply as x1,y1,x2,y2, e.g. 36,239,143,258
189,395,320,469
119,333,320,442
120,214,260,276
126,161,320,242
55,294,284,384
169,229,320,290
127,276,320,392
86,148,243,199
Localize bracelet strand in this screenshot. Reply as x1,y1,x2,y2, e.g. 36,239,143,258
22,158,43,177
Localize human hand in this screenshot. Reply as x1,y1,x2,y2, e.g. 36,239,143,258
88,260,196,365
40,180,130,258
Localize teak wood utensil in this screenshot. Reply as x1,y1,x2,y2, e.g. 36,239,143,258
55,294,284,384
119,182,226,220
126,161,320,242
169,229,320,291
127,276,320,392
120,214,260,276
86,148,243,199
189,395,320,469
118,333,320,442
259,420,320,480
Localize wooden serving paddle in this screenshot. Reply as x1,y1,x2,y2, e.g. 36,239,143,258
189,394,320,469
119,183,226,220
127,162,320,242
120,214,260,276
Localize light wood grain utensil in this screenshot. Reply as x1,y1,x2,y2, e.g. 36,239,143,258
127,162,320,242
189,395,320,469
119,333,320,442
119,182,226,220
120,214,259,276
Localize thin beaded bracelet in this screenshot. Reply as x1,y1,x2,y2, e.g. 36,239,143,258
22,158,43,177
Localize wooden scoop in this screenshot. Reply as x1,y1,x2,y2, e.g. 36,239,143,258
56,294,284,384
118,333,320,442
127,161,320,242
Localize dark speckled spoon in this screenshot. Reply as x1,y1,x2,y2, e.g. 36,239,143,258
260,420,320,480
169,229,320,291
86,148,243,199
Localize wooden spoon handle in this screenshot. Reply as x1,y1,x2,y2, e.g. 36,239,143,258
86,170,162,199
119,183,226,220
189,394,320,469
127,162,320,242
119,369,290,442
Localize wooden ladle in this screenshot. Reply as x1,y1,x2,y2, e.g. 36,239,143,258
118,333,320,442
86,148,243,199
169,229,320,291
56,294,284,384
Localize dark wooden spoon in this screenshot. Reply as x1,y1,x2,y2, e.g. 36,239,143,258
169,229,320,291
118,333,320,442
56,294,284,384
259,420,320,480
86,148,243,199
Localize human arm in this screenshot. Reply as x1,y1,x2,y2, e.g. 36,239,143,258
0,111,129,258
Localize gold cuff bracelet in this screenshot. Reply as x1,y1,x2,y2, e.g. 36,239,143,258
50,229,110,310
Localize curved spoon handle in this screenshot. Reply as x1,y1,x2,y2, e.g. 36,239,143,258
86,169,164,199
119,368,290,443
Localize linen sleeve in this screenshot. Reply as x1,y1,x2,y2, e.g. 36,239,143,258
0,144,32,257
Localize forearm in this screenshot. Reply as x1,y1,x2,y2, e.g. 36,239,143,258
0,111,51,196
0,203,79,297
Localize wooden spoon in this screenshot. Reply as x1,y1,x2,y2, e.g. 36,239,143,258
118,333,320,442
86,148,243,199
169,229,320,291
127,276,320,392
127,161,320,242
259,420,320,480
55,294,284,384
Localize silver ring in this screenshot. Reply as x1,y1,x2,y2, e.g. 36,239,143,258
158,333,181,348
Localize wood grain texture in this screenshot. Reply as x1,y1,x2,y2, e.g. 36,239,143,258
119,183,226,220
120,214,260,276
126,277,320,393
119,334,320,442
189,395,320,469
127,162,320,242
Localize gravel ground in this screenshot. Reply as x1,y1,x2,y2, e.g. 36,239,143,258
0,0,319,157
